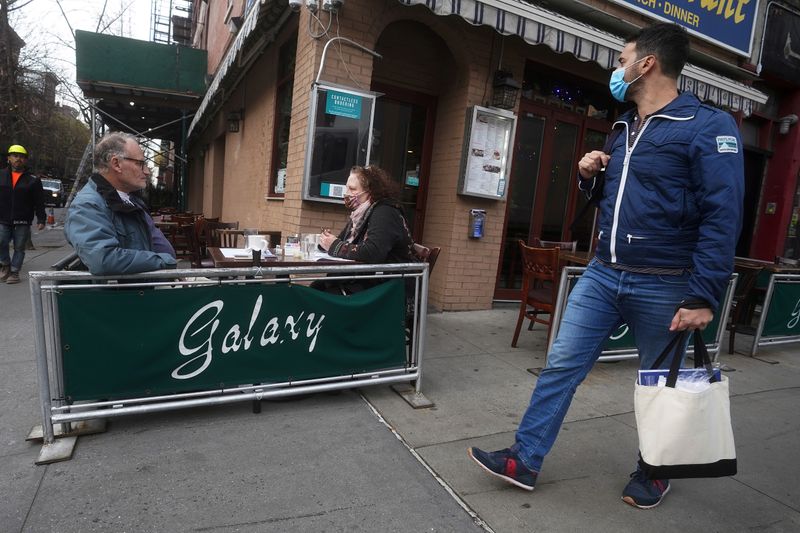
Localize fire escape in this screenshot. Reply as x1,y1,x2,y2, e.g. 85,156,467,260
151,0,193,46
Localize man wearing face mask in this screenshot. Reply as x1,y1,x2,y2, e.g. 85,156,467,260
468,23,743,509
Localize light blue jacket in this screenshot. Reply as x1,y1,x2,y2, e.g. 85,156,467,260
581,92,744,309
65,175,177,275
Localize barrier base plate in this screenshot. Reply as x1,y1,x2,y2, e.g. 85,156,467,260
391,384,434,409
26,419,107,442
35,436,77,465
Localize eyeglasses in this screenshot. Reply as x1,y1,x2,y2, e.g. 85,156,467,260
121,156,149,170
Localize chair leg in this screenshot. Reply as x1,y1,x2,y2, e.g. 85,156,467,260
512,303,527,347
728,324,735,355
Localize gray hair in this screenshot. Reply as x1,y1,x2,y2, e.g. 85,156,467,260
93,132,138,171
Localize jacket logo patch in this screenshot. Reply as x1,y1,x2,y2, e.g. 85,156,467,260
716,136,738,153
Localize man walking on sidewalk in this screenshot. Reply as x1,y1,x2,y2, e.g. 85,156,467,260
0,145,46,284
468,23,743,509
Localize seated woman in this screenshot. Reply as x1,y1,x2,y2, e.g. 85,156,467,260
315,165,414,295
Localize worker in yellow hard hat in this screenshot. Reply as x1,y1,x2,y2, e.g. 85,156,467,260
7,145,28,156
1,144,46,284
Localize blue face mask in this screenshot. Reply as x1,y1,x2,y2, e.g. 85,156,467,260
608,57,647,102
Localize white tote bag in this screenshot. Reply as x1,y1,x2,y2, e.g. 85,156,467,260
634,331,737,479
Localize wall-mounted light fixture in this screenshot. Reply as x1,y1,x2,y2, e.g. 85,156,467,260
289,0,344,14
227,16,244,34
491,70,521,110
779,114,798,135
227,110,243,133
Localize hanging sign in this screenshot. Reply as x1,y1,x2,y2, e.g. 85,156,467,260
607,0,759,56
325,90,363,119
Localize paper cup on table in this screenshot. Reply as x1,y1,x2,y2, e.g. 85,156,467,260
245,235,270,252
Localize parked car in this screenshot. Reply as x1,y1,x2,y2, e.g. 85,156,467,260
41,178,65,207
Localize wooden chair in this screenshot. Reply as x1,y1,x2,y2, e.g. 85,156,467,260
261,230,282,250
534,238,577,252
180,223,214,268
512,240,561,347
412,243,441,275
727,264,763,354
207,221,240,247
193,217,220,256
216,229,244,248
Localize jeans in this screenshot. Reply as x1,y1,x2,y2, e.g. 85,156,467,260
514,259,690,471
0,223,31,272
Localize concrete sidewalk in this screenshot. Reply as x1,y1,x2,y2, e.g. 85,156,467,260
2,229,799,532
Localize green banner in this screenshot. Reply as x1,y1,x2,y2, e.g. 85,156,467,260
761,282,800,338
57,281,408,401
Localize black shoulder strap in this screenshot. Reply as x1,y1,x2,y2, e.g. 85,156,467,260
568,125,625,233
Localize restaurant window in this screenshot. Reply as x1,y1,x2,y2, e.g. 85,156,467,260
521,62,622,121
269,34,296,197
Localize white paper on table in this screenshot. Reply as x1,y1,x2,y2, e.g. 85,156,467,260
220,248,252,258
221,248,276,259
310,250,354,262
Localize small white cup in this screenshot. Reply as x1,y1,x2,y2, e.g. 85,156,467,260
245,235,270,251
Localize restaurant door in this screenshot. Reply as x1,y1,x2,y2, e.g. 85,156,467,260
494,101,609,299
369,85,436,242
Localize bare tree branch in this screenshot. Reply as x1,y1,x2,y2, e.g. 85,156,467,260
54,0,74,39
8,0,34,13
94,0,107,33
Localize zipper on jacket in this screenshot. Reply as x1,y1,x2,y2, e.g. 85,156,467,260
608,112,695,263
626,233,646,244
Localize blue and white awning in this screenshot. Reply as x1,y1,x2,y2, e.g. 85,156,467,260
400,0,767,115
187,0,263,137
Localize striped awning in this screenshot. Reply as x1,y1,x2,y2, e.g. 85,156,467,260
187,0,263,137
400,0,767,115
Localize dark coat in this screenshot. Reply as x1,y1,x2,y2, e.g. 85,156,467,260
327,200,414,263
0,167,46,225
319,199,416,296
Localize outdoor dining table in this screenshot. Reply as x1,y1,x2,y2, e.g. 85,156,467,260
207,247,352,268
559,250,594,267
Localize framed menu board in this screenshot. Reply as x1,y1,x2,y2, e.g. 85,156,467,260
457,106,516,200
302,83,377,203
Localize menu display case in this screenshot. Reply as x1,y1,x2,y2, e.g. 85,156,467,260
457,106,517,200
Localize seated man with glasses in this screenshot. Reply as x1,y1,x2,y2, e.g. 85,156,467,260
65,132,176,275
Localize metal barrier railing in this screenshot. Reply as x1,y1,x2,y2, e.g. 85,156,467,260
548,267,737,363
29,263,428,463
749,273,800,356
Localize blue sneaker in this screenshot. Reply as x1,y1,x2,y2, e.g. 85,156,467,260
468,447,537,491
621,468,670,509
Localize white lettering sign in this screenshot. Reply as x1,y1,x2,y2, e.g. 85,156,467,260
173,296,326,380
788,298,800,330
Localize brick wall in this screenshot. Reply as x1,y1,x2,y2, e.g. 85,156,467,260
203,0,247,76
190,0,528,310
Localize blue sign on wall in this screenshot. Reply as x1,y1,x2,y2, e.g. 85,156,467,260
607,0,759,56
325,90,362,119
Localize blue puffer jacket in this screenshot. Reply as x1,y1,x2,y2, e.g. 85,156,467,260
65,175,177,275
583,91,743,309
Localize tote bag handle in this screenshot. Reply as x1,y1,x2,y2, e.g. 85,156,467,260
648,330,719,389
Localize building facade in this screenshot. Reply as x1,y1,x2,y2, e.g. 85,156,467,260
186,0,793,311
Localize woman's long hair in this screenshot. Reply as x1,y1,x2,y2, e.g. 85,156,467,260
350,165,401,203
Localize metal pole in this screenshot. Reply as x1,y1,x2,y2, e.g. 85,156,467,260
180,111,188,211
91,99,97,169
414,265,429,394
30,276,55,444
